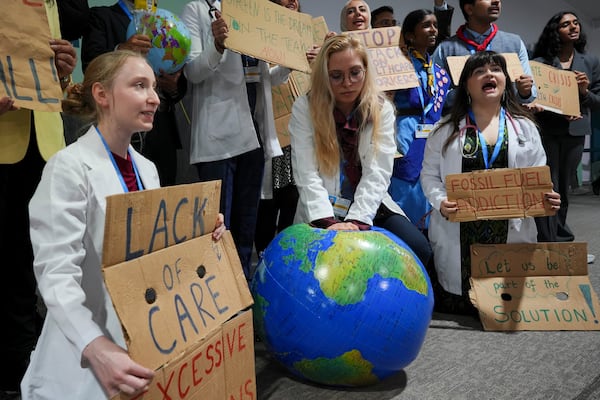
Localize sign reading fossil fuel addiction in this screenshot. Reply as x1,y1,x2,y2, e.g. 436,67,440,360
445,166,554,222
1,0,64,112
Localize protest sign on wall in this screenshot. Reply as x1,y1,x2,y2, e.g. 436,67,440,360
530,60,580,116
222,0,316,72
446,53,524,85
469,242,600,331
1,0,63,112
346,27,419,91
445,166,554,222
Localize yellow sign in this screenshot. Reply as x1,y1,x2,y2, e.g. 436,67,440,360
1,0,63,112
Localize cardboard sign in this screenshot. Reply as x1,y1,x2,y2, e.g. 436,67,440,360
102,181,221,267
445,166,554,222
446,53,524,86
469,242,600,331
272,71,310,148
222,0,317,73
1,0,63,112
529,60,580,116
346,27,419,91
103,182,255,400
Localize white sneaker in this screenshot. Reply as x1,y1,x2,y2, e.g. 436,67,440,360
588,254,596,264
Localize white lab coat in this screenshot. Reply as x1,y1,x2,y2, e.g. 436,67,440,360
421,115,546,295
181,0,289,164
21,127,160,400
289,95,405,225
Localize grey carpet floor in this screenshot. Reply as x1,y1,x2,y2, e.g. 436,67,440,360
254,189,600,400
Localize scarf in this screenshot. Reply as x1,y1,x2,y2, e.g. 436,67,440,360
456,23,498,52
409,48,434,96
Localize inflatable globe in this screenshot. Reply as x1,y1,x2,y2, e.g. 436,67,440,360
127,8,192,74
251,223,434,387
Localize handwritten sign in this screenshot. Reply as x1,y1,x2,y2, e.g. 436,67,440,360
1,0,63,112
346,27,418,91
103,182,255,400
469,242,600,331
446,53,524,86
530,60,580,116
445,166,554,222
222,0,317,73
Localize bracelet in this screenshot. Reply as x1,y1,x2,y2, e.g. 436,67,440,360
60,75,71,84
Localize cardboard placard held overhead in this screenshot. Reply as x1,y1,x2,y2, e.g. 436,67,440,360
346,27,419,91
445,166,554,222
446,53,524,85
529,60,580,116
222,0,317,73
469,242,600,331
102,182,256,400
1,0,64,112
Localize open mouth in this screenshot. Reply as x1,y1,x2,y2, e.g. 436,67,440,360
482,82,497,92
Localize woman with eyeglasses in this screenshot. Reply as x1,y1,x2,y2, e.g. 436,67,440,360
421,51,561,315
289,34,432,266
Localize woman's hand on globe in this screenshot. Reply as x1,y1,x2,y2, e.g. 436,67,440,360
328,222,360,231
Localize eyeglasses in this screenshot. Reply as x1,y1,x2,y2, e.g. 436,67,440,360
328,68,365,86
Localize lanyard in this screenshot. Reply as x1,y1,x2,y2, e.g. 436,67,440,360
118,0,133,21
96,127,144,192
408,51,437,123
467,107,506,169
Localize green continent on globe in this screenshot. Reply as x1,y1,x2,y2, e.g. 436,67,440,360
293,349,378,386
277,226,329,273
316,231,429,305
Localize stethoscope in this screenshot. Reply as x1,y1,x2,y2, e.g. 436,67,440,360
458,109,528,160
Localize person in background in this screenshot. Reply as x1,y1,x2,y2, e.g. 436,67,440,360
389,9,451,233
340,0,371,32
0,2,76,398
181,0,290,279
289,34,432,267
371,5,395,28
432,0,536,108
530,11,600,264
421,51,561,315
81,0,185,186
57,0,90,41
20,50,225,399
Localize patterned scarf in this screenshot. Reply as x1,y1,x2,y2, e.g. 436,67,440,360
409,48,434,96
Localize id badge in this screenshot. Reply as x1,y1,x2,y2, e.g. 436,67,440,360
415,123,434,139
329,195,351,219
244,66,260,83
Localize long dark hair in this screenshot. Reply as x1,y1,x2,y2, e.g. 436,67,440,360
440,51,534,153
532,11,587,62
401,9,435,47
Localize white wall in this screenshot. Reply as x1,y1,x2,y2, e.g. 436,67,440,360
298,0,600,58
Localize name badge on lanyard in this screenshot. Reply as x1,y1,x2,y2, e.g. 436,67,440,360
329,195,351,219
415,123,434,139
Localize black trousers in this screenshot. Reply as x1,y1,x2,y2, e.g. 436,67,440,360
0,129,45,391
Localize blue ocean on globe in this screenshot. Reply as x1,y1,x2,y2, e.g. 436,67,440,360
126,8,192,74
251,223,434,387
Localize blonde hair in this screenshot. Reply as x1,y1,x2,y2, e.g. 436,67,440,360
340,0,371,31
308,34,384,176
62,50,148,123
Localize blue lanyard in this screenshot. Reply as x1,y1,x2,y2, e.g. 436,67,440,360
96,127,144,192
118,0,133,21
468,107,506,169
